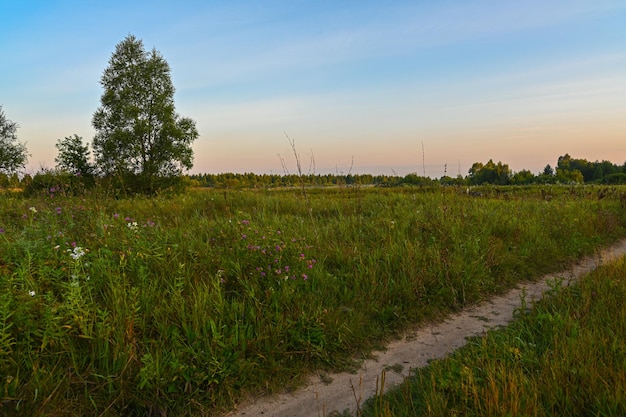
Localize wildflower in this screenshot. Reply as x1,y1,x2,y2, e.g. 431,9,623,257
29,206,37,213
0,228,4,234
302,274,308,280
127,221,138,230
29,290,36,297
113,213,119,219
67,246,86,260
241,220,250,226
56,207,62,214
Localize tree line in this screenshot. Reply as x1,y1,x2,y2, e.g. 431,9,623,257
2,35,625,194
185,155,626,189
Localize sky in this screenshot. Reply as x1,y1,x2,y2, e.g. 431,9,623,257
1,0,625,178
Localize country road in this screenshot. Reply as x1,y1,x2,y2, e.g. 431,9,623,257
224,239,626,417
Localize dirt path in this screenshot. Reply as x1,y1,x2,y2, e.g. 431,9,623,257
225,239,626,417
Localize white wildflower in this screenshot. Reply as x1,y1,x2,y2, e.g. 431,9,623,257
67,246,86,260
29,290,36,297
29,206,37,213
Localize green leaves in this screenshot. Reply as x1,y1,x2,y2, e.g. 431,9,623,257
0,106,28,175
92,35,198,194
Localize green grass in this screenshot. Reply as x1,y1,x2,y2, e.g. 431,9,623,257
1,185,625,416
361,255,626,417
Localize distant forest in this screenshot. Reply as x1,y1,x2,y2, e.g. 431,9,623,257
2,153,625,193
188,154,626,188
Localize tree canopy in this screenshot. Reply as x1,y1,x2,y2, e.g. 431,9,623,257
92,34,198,194
55,134,94,178
467,159,511,185
0,105,28,175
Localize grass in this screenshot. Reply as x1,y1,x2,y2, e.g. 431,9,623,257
0,185,625,416
361,255,626,417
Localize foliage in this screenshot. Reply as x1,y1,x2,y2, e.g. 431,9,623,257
510,169,535,185
55,134,95,178
0,105,28,175
557,153,623,183
92,34,198,195
22,169,95,197
0,186,625,415
467,159,511,185
603,172,626,185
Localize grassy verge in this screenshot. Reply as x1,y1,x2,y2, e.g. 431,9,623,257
0,185,625,416
361,254,626,417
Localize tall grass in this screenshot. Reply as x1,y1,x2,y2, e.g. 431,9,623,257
362,255,626,417
0,185,625,415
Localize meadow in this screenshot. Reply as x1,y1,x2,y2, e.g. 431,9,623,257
360,254,626,417
1,185,625,416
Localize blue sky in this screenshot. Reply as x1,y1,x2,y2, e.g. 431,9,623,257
2,0,625,177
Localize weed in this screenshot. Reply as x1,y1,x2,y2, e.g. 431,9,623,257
0,186,625,415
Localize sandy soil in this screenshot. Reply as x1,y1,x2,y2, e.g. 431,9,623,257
224,239,626,417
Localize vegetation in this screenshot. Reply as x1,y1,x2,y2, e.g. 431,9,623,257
0,105,28,175
361,255,626,417
1,185,625,416
183,155,626,188
55,134,95,179
92,34,198,195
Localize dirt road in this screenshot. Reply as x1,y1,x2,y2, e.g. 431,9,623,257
225,239,626,417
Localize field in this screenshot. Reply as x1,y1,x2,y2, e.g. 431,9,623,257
361,254,626,417
1,185,625,416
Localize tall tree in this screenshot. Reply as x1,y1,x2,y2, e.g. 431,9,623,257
92,34,198,193
0,105,28,175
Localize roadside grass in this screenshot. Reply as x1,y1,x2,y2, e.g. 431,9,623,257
361,255,626,417
0,185,625,416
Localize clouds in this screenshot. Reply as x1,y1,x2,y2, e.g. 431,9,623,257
1,1,625,176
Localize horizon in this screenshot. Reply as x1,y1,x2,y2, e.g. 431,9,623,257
2,1,626,178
